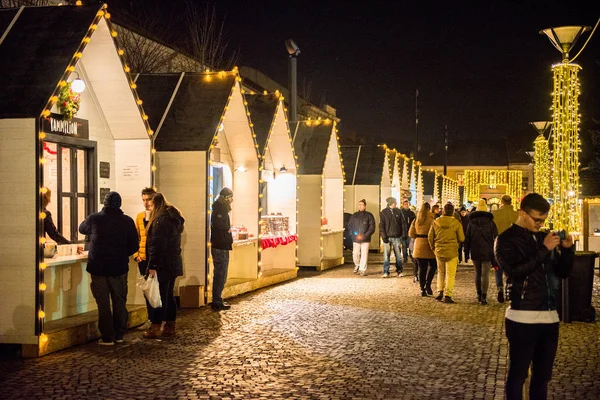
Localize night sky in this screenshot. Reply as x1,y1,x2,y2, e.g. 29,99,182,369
212,0,600,156
109,0,600,158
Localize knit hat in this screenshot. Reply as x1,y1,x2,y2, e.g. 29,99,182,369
219,187,233,198
459,206,466,212
477,199,488,212
103,191,122,208
386,197,397,207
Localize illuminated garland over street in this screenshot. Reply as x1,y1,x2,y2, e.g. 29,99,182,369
464,170,522,205
550,63,582,233
533,134,550,199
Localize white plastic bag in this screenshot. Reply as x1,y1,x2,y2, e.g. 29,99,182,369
136,274,162,308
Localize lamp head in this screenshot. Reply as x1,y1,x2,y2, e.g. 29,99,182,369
70,72,86,93
540,26,591,62
529,121,552,136
285,39,300,56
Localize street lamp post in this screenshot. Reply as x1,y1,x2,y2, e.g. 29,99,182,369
540,26,590,233
285,39,300,125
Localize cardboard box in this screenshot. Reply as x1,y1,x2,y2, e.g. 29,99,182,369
179,285,205,308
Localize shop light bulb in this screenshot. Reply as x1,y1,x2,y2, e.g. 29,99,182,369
71,78,86,93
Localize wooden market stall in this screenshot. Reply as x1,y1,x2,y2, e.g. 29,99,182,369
245,93,298,282
136,70,268,305
294,121,345,270
0,4,152,356
341,145,392,250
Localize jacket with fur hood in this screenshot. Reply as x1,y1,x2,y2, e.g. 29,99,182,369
428,215,465,261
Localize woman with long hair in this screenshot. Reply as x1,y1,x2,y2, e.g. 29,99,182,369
143,192,185,338
409,202,437,296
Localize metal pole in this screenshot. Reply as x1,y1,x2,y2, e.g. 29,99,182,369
415,89,419,161
444,125,448,176
289,55,298,124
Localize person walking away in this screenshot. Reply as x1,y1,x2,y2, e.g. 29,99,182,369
400,199,416,263
492,194,519,303
210,188,234,310
431,204,441,219
458,207,470,264
79,192,138,345
143,193,185,338
134,187,156,330
428,203,465,303
464,200,497,305
400,199,417,280
380,197,405,278
409,203,437,296
495,193,574,400
348,199,376,276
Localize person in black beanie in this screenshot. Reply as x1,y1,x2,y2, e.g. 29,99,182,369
79,191,138,345
210,187,234,311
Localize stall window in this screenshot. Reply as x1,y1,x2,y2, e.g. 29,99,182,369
210,166,224,201
43,141,94,243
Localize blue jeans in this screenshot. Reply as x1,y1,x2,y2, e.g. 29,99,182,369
400,236,411,262
495,265,504,290
383,237,403,274
211,248,230,305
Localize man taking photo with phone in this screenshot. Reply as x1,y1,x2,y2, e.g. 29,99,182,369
494,193,574,399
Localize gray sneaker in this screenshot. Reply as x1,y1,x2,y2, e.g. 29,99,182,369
353,266,359,274
382,273,389,278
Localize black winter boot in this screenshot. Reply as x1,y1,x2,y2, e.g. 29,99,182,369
477,290,482,303
480,294,488,305
435,291,444,301
497,289,505,303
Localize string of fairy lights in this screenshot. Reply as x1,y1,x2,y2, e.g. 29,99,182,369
463,170,523,205
533,134,550,199
549,63,582,233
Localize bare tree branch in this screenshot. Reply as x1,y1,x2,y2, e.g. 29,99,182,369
182,0,238,72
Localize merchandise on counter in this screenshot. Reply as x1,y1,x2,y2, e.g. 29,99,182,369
260,214,290,237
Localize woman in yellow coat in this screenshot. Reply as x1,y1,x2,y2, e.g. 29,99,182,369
409,203,437,297
428,203,465,303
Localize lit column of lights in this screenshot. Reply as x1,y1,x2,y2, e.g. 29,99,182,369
540,25,590,233
550,63,582,232
409,158,416,204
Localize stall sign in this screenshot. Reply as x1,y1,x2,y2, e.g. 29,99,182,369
99,162,110,179
42,113,89,139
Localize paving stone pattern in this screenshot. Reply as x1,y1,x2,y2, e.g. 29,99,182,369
1,253,600,399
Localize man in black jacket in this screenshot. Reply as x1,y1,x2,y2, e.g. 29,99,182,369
79,192,138,345
210,187,234,311
400,199,416,264
380,197,405,278
495,193,574,400
348,199,376,275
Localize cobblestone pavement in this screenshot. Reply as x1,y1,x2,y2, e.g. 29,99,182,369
2,253,600,400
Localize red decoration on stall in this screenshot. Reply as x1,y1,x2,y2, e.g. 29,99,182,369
260,234,298,250
43,142,57,155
